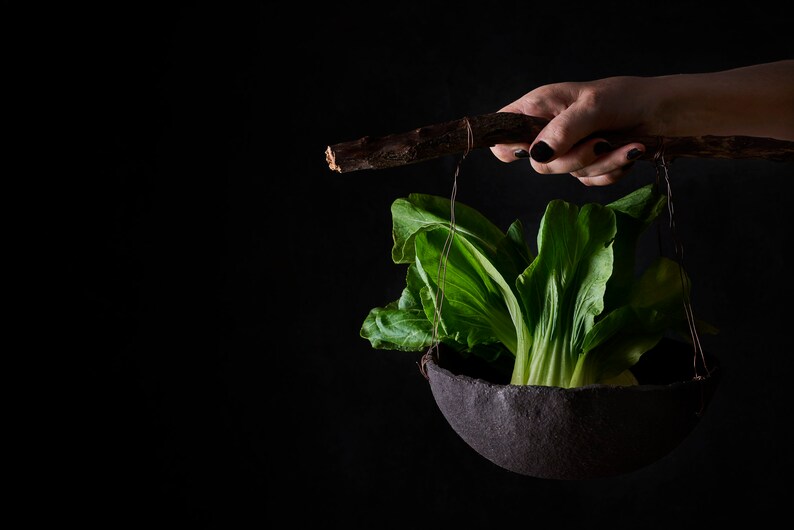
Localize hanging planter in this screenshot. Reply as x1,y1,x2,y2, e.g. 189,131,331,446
423,338,719,479
332,112,791,481
359,183,722,480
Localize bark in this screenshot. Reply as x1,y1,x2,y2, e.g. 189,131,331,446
326,112,794,173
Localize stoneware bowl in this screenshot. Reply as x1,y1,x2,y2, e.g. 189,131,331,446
424,338,720,480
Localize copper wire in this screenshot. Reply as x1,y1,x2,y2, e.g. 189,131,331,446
653,142,711,380
419,118,474,379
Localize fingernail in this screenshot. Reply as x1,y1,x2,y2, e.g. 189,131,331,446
529,141,554,162
594,141,612,156
627,148,643,161
514,149,529,159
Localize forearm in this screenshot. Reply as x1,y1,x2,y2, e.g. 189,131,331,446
649,60,794,140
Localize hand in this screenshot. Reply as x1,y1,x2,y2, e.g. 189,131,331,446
490,76,653,186
491,61,794,186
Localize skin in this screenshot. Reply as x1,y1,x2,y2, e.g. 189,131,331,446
491,60,794,186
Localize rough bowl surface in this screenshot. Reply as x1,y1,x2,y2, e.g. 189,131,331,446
425,339,720,480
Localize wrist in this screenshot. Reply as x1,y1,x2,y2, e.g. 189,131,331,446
646,73,716,137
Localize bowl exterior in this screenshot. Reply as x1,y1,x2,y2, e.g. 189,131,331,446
426,358,719,480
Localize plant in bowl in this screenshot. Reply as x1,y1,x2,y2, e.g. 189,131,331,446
361,183,719,479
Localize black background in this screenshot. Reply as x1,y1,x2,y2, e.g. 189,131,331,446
93,3,793,526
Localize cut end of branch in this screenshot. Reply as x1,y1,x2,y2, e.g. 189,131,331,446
325,146,341,172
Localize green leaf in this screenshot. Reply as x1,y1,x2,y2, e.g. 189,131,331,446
414,229,520,353
607,183,667,223
573,257,696,385
603,183,667,311
386,193,533,366
573,330,662,386
390,194,509,264
629,256,688,313
514,200,617,386
397,264,427,310
573,305,664,385
599,369,639,386
363,186,717,389
360,304,434,352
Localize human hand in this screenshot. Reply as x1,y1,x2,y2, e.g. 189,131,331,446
490,76,654,186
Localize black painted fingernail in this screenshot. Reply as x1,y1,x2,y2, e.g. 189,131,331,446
594,141,612,156
627,148,643,161
514,149,530,159
529,141,554,162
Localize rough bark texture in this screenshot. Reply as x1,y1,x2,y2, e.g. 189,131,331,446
326,112,794,172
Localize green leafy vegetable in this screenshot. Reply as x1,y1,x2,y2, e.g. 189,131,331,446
360,184,716,388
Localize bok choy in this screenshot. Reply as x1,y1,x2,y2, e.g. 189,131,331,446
360,184,715,388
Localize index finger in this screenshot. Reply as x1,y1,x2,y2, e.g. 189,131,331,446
528,98,606,163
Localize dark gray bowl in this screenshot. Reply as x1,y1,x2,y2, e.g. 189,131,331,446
424,339,720,480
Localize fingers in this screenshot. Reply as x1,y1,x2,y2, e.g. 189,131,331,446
496,138,646,186
490,85,573,163
527,140,645,186
575,163,636,187
525,97,605,164
532,140,644,175
490,94,606,165
491,142,533,163
490,78,653,185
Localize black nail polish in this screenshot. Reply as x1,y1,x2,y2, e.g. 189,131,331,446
514,149,530,159
594,141,612,156
530,141,554,162
627,148,643,161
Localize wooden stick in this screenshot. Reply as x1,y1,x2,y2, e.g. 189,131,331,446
325,112,794,173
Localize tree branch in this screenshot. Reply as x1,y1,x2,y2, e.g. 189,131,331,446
325,112,794,173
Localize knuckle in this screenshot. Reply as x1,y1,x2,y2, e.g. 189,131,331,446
569,167,590,179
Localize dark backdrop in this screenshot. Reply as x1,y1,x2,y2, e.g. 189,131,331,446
94,3,793,526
